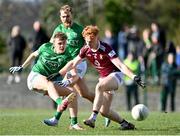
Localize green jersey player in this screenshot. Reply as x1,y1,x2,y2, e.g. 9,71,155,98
50,5,94,103
32,42,71,76
9,32,83,130
51,22,84,60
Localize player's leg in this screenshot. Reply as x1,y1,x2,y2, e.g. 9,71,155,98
74,61,94,103
101,92,123,122
44,88,82,128
43,86,76,126
100,93,113,127
93,75,118,111
73,78,94,103
28,71,75,101
43,83,82,128
100,92,135,130
84,75,118,128
101,71,124,125
43,89,76,127
84,72,135,129
44,85,76,126
75,60,111,127
68,93,84,130
27,71,76,126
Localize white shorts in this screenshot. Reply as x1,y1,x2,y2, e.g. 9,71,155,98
27,71,41,91
99,72,123,94
76,60,87,78
109,72,123,86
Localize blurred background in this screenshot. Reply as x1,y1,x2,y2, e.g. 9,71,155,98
0,0,179,112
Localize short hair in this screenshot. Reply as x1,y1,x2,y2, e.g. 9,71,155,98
53,32,67,40
82,25,99,38
59,5,72,15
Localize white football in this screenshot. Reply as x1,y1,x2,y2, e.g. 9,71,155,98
131,104,149,121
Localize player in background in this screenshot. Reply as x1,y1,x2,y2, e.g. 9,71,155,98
49,5,94,103
9,32,83,130
60,25,145,130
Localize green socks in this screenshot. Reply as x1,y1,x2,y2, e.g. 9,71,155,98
71,117,78,125
55,97,62,105
54,97,63,120
55,111,62,120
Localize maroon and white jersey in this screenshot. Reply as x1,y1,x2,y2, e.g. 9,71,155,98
79,41,120,77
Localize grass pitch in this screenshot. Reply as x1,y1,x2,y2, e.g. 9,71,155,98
0,109,180,135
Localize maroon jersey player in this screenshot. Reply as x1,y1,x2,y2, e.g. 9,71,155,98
79,41,119,77
60,25,145,130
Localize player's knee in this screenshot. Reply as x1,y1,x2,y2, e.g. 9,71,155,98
96,82,106,92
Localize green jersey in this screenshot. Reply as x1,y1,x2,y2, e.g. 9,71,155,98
32,42,71,77
52,22,84,59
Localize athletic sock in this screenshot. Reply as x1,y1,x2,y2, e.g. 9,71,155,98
71,117,78,125
55,111,62,120
55,97,62,105
54,98,63,120
89,110,98,121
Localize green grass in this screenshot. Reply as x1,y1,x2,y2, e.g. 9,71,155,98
0,109,180,135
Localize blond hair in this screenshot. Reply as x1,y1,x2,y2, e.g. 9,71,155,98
53,32,67,40
59,5,72,15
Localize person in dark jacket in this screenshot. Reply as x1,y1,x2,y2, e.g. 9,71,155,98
31,21,49,51
160,53,178,112
7,25,26,84
29,21,49,66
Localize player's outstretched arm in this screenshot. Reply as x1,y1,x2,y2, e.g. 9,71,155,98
59,56,83,75
111,57,146,89
111,57,136,79
9,51,39,74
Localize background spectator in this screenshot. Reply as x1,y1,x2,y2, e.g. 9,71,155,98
176,46,180,69
150,22,164,83
117,25,129,60
160,53,178,112
123,52,140,111
102,28,118,53
30,21,49,52
128,26,144,59
166,41,176,56
142,28,152,69
29,21,49,65
7,25,26,84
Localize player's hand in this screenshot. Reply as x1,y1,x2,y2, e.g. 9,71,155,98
9,66,23,74
134,76,146,89
55,80,71,87
47,73,61,81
